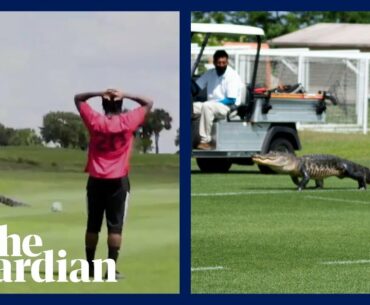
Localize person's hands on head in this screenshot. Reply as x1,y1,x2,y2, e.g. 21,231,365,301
103,89,116,101
111,89,125,101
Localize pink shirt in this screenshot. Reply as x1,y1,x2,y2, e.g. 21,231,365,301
79,102,146,178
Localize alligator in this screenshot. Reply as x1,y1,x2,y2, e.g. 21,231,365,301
252,152,370,191
0,195,30,207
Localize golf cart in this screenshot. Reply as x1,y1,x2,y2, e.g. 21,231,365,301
191,23,337,173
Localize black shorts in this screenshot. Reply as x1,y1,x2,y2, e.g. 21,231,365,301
86,176,130,234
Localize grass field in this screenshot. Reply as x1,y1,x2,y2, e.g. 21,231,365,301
0,147,179,293
192,131,370,293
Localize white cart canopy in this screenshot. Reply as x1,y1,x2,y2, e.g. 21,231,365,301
191,23,264,36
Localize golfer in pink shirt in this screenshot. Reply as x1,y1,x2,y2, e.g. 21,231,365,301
75,89,153,279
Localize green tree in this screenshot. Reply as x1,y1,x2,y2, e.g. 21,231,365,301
175,128,179,147
134,132,153,154
174,128,179,154
0,124,16,146
192,11,370,41
146,109,172,154
8,129,42,146
192,12,276,43
41,112,88,149
135,109,173,154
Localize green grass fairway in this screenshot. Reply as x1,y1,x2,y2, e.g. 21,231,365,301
0,147,178,293
192,131,370,293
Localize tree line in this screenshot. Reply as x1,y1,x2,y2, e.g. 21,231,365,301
192,12,370,42
0,124,41,146
0,108,176,154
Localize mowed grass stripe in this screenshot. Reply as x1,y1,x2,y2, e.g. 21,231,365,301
192,189,361,197
305,195,370,205
191,266,226,272
321,259,370,265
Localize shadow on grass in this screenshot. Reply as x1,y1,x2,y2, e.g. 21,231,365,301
237,186,358,191
191,170,261,175
239,186,296,191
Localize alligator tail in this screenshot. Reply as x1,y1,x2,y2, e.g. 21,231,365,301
365,167,370,184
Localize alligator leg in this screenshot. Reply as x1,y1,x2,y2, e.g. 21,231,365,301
339,163,367,190
315,179,324,189
298,168,310,191
356,174,367,190
291,176,300,186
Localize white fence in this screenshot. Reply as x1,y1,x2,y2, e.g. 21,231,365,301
191,46,370,134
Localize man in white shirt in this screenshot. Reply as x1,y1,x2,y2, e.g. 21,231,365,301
193,50,243,150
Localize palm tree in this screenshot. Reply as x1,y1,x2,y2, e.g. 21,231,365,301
175,128,179,147
146,109,172,154
174,128,179,154
135,127,153,154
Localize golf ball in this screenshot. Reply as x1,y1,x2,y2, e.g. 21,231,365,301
51,201,63,212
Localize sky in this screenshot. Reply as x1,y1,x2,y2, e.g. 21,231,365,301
0,12,179,153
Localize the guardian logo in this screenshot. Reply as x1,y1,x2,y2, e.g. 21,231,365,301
0,225,116,283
